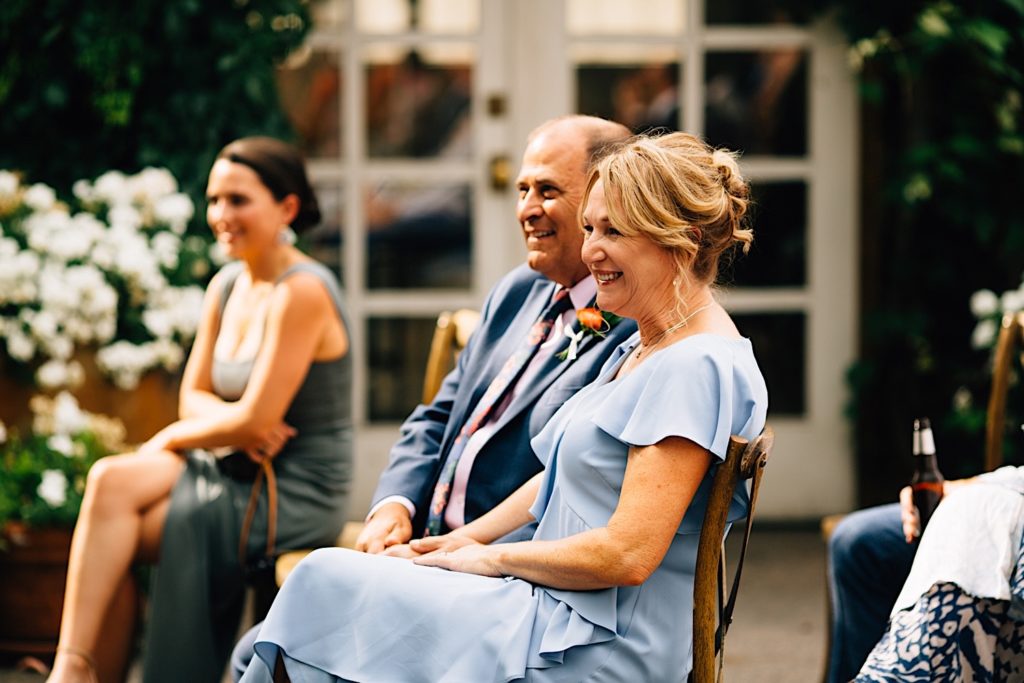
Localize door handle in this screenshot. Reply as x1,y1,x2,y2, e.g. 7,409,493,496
489,155,511,191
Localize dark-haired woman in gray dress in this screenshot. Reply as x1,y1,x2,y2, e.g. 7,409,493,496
48,138,352,683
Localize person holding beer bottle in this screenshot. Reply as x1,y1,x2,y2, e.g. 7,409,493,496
827,419,1019,679
826,419,989,683
853,459,1024,681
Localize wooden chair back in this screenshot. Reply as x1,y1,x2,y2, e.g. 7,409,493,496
690,426,774,683
422,309,481,404
984,311,1024,472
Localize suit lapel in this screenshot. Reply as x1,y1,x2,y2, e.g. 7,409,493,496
491,298,606,432
444,279,555,445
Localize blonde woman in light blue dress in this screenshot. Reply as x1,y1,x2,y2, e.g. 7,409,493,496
241,132,768,683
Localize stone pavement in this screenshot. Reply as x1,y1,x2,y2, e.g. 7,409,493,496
0,528,828,683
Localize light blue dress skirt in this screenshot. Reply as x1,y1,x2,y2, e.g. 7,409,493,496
241,333,767,683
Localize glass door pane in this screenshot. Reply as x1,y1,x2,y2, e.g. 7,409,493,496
573,45,682,133
704,49,808,155
276,48,344,159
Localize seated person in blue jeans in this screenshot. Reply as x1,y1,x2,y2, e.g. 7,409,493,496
827,474,985,682
852,466,1024,681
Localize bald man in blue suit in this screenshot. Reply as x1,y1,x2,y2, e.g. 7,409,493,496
358,115,635,551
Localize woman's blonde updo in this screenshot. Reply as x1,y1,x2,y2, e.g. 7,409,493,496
587,132,752,293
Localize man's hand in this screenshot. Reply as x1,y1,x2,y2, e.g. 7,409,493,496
355,502,413,554
898,486,920,543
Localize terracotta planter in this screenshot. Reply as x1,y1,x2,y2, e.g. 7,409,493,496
0,524,73,659
0,352,181,445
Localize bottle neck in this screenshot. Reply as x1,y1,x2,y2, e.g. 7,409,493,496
912,453,943,481
917,428,935,456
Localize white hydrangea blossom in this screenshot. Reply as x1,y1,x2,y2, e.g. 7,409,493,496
23,183,57,212
0,167,211,389
130,167,178,203
96,340,163,390
969,275,1024,350
970,289,999,318
151,231,182,270
36,358,85,390
37,469,69,508
0,171,19,199
971,318,998,350
46,434,76,458
108,204,144,232
71,179,94,204
1001,289,1024,314
209,241,229,266
153,193,194,235
51,390,90,435
6,327,36,361
92,170,131,207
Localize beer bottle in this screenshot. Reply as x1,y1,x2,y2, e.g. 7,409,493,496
911,417,944,533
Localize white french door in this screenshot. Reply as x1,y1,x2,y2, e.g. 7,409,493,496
281,0,858,520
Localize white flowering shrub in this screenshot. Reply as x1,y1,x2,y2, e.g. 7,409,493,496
0,392,126,537
949,276,1024,456
969,277,1024,350
0,168,214,391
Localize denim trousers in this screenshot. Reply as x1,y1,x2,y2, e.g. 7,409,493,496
826,503,917,683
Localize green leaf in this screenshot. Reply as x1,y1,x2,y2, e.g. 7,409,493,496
999,135,1024,155
1000,0,1024,18
962,20,1011,56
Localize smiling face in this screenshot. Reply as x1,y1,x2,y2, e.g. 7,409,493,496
514,126,592,287
206,159,297,260
581,179,677,322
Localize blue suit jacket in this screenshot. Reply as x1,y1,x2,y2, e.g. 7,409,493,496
371,264,638,538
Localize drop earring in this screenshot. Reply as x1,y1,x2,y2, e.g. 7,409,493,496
278,225,297,246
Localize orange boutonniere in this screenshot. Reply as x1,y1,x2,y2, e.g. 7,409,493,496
557,307,623,361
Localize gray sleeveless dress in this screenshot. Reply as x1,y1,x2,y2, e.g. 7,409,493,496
141,261,353,682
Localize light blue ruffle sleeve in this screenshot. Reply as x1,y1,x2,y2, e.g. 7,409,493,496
590,335,766,462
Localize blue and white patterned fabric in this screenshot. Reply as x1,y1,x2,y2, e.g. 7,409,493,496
856,471,1024,682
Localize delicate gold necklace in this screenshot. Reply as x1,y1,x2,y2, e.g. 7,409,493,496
634,302,713,360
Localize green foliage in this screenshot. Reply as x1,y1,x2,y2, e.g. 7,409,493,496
0,391,124,543
0,432,104,531
0,0,311,215
810,0,1024,502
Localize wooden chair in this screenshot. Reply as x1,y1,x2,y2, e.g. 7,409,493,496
818,310,1024,681
690,426,774,683
421,309,482,404
984,310,1024,472
275,308,481,587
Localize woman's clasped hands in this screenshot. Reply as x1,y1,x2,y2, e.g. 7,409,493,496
410,534,503,577
376,532,502,577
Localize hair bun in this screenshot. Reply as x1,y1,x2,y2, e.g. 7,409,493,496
711,148,748,200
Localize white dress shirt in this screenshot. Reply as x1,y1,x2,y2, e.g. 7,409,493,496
369,276,598,529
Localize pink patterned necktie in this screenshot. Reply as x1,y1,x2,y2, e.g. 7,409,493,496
424,287,573,536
